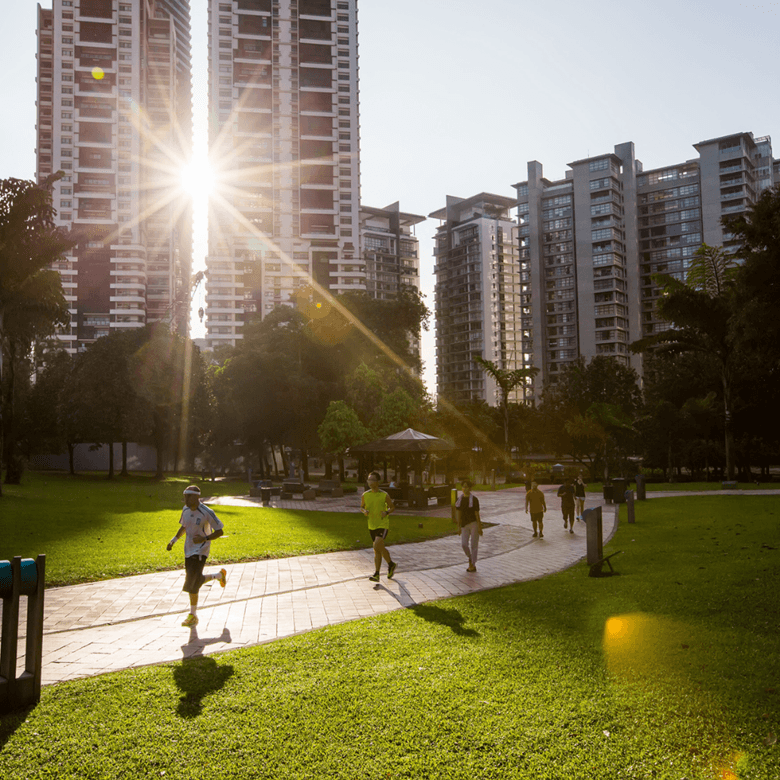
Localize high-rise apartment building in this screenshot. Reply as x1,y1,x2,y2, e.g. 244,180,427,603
431,193,532,407
359,201,423,300
205,0,361,349
510,132,776,398
35,0,193,351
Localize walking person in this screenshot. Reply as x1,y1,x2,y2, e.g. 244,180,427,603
525,481,547,538
455,479,482,572
558,476,576,533
361,471,397,582
574,473,586,522
167,485,227,628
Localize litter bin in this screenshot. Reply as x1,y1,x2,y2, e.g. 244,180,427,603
603,484,614,503
612,478,627,503
260,487,272,506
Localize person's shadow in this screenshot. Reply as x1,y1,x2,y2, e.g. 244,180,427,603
409,604,480,637
173,632,234,719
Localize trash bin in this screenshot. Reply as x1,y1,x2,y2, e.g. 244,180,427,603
260,487,271,506
552,464,564,483
603,484,614,503
612,478,627,503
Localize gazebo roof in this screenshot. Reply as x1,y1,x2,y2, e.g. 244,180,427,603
348,428,457,454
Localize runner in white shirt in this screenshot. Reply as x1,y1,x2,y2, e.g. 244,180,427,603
166,485,227,628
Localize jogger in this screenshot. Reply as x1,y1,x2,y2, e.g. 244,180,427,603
167,485,227,628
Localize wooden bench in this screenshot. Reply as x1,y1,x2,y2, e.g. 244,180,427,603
316,480,343,498
588,550,623,578
281,481,316,501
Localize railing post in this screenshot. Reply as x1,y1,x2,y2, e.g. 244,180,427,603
0,554,45,713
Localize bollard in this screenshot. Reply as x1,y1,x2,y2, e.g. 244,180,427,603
583,507,603,566
491,469,496,490
612,478,627,504
1,555,46,714
451,488,458,524
635,474,646,501
626,490,635,524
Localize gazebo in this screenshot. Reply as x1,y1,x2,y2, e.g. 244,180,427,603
348,428,458,507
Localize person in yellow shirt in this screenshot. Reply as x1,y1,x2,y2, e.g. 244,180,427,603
524,481,547,539
361,471,397,582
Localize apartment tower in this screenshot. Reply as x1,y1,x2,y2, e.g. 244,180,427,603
35,0,193,351
205,0,361,349
431,193,532,407
511,132,775,398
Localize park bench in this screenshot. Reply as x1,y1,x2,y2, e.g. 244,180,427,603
316,480,343,498
281,480,316,501
588,550,623,578
249,480,282,499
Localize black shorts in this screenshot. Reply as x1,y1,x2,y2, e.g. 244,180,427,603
183,555,207,593
369,528,389,543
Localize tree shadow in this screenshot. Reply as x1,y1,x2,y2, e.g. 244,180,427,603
409,604,480,637
172,654,234,719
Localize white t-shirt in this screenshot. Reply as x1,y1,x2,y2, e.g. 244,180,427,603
179,503,224,558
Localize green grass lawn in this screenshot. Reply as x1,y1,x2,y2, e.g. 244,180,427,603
3,472,456,586
1,495,779,778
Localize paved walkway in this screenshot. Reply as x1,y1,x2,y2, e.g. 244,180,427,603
15,486,777,686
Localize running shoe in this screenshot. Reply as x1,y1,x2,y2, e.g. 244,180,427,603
387,561,397,579
181,614,199,628
368,572,380,582
467,565,477,573
218,568,227,588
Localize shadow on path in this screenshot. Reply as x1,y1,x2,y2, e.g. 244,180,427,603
172,654,234,719
409,603,480,637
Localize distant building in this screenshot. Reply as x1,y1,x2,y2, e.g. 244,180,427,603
35,0,193,351
431,193,533,406
204,0,361,350
512,132,776,397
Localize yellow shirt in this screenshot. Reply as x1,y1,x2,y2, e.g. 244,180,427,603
362,489,391,530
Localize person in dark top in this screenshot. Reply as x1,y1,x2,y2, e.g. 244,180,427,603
455,479,482,572
557,476,576,534
574,473,586,521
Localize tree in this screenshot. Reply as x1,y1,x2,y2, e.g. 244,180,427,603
0,174,74,490
318,400,371,478
539,356,642,476
631,244,739,480
473,355,538,457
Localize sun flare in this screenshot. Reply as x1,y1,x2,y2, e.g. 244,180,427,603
179,157,216,201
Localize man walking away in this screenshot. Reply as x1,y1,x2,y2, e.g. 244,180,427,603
558,476,576,534
167,485,227,628
525,482,547,539
455,479,482,572
361,471,397,582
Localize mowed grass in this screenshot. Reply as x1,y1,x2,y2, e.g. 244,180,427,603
1,496,779,778
2,472,456,586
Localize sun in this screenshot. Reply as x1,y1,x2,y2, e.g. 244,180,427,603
179,156,216,201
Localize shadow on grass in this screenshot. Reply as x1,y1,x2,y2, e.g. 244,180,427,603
0,703,35,751
172,655,234,719
409,604,480,637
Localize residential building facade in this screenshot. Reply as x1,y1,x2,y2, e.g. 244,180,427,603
204,0,361,349
431,193,532,407
511,132,776,398
35,0,193,351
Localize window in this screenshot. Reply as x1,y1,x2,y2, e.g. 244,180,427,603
589,158,609,172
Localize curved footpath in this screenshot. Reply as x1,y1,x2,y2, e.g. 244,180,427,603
13,487,778,686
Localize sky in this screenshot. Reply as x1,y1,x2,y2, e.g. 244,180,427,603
2,0,778,394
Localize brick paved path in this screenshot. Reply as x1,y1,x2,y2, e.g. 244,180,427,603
8,485,631,685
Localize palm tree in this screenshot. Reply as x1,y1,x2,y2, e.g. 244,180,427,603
473,355,538,457
631,244,738,480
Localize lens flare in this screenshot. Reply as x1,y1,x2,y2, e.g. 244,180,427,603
91,67,104,80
